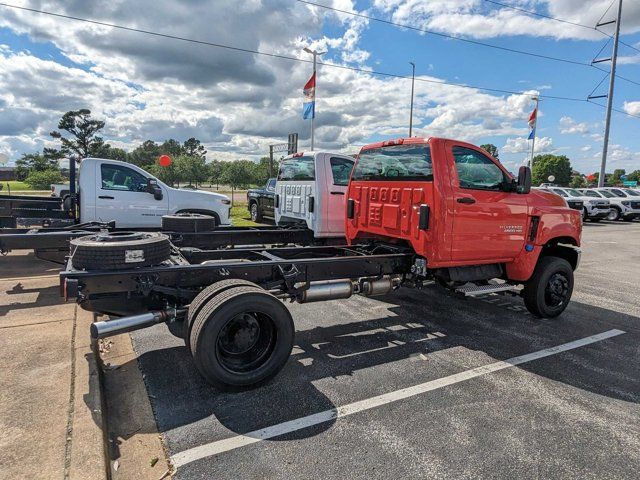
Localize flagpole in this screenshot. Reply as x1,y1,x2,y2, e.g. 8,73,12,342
303,47,325,151
529,96,539,168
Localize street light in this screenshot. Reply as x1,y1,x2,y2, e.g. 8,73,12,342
409,62,415,137
303,47,326,151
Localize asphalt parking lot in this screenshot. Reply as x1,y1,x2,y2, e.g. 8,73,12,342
125,221,640,479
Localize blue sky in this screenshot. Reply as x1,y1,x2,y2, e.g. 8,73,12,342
0,0,639,174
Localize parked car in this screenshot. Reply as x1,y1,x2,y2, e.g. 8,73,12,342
538,186,609,222
275,151,355,237
579,188,640,221
50,183,70,198
246,178,276,222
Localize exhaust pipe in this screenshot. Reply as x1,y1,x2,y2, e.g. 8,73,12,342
90,308,177,339
295,276,402,303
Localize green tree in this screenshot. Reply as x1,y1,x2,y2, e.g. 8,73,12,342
183,137,206,159
208,160,224,189
160,139,185,158
220,160,254,205
128,140,161,168
92,144,127,161
175,155,207,187
14,149,63,180
532,154,572,186
253,157,272,185
569,174,586,188
24,169,64,189
480,144,499,159
611,169,626,185
50,109,107,158
627,170,640,182
148,162,180,187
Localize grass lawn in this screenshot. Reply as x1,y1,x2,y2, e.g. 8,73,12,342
1,181,35,191
230,203,258,227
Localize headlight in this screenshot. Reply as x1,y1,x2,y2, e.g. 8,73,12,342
220,199,231,205
586,200,595,205
622,201,630,206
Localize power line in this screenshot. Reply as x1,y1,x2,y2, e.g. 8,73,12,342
298,0,590,67
0,1,586,102
2,1,639,122
299,0,640,87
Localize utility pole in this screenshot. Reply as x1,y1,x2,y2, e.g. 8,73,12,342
409,62,415,137
529,96,539,168
596,0,623,188
303,47,325,151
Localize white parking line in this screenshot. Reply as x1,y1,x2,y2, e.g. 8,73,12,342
171,329,625,469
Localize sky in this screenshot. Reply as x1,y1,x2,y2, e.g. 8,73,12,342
0,0,639,174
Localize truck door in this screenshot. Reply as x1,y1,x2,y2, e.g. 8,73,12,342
447,142,528,262
95,162,169,227
322,155,354,235
275,154,315,228
264,178,276,217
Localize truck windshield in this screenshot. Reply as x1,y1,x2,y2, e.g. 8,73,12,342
623,188,640,196
278,156,315,181
597,190,615,198
564,189,583,197
353,145,432,181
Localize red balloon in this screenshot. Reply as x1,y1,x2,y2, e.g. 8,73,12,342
158,154,172,167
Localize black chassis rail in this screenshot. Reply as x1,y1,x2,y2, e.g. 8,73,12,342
0,194,71,219
0,223,315,254
61,244,415,306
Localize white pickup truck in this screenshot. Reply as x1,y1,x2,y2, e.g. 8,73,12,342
274,151,355,237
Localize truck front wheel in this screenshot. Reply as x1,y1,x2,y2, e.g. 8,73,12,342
250,201,262,223
523,256,573,318
190,286,294,389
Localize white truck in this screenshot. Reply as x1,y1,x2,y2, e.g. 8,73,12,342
539,186,610,222
1,158,231,228
274,151,355,237
579,188,640,221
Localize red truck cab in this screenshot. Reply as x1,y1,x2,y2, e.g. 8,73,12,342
346,137,582,317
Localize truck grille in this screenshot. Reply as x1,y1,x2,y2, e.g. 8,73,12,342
631,201,640,209
567,200,583,210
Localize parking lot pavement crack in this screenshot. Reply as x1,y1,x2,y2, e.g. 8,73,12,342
63,305,78,480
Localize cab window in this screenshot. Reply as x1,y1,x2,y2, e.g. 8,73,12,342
597,190,615,198
609,188,626,197
278,156,315,181
623,188,640,196
582,190,601,198
352,145,432,181
101,164,147,192
552,188,568,197
267,178,276,191
452,147,507,190
329,157,354,186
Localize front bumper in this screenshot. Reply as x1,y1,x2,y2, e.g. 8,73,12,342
587,208,610,219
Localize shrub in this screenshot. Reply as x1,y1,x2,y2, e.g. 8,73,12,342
24,169,64,190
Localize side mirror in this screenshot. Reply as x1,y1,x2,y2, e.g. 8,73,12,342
516,166,532,194
147,178,163,200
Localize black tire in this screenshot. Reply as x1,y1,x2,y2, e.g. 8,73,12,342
184,279,261,351
249,201,262,223
582,208,588,222
162,213,217,232
522,256,574,318
190,286,294,389
606,207,620,221
70,231,171,270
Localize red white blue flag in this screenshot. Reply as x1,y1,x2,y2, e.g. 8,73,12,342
303,72,316,120
528,107,537,140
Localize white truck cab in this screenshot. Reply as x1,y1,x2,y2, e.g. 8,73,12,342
579,188,640,221
79,158,231,227
275,151,354,237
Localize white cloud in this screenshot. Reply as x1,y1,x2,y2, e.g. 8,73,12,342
502,136,553,154
623,101,640,117
559,116,589,134
580,145,592,152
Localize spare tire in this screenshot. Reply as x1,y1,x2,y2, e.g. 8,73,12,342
161,213,217,232
70,231,171,270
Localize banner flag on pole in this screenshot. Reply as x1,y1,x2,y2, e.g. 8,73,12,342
528,107,537,140
302,72,316,120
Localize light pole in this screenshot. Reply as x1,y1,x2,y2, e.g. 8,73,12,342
303,47,326,151
409,62,415,137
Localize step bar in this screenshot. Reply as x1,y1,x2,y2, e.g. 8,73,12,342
455,283,521,297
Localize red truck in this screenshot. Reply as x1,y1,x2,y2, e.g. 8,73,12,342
59,136,581,388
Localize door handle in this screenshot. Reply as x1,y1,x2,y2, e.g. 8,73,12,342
330,191,345,195
98,195,114,200
457,197,476,204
